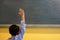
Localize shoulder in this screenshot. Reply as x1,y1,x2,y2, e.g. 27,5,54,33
8,37,15,40
15,34,22,40
8,38,11,40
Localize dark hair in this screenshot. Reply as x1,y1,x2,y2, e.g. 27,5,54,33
9,24,21,36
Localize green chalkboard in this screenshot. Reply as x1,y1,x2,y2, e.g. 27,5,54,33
0,0,60,24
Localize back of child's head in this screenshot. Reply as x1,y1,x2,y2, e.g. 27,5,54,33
9,24,21,36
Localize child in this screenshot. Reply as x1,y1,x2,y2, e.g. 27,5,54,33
8,8,26,40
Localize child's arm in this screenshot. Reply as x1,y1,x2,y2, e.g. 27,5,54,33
19,8,26,38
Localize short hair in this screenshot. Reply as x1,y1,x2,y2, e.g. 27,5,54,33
9,24,21,36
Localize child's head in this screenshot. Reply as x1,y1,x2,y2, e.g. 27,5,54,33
9,24,21,36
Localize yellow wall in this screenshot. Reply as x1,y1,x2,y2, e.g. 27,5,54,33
0,28,60,40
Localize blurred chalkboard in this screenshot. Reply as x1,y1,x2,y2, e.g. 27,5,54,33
0,0,60,24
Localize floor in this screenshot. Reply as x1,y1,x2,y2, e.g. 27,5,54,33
0,27,60,40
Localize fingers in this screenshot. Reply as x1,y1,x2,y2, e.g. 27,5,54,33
19,8,25,16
